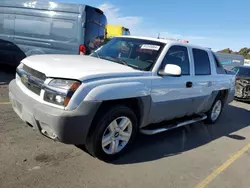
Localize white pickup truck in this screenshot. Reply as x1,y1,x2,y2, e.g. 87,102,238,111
9,36,236,161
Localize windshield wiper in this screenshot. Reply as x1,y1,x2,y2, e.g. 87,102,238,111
92,51,101,59
111,56,130,67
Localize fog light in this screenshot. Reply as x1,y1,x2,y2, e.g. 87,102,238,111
46,93,54,101
44,92,65,106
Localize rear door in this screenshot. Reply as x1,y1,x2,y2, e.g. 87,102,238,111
84,7,107,54
189,48,215,113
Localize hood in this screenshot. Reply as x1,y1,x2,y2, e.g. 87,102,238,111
21,55,144,81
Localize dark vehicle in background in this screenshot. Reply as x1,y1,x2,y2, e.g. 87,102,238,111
231,66,250,101
0,0,107,68
215,52,244,70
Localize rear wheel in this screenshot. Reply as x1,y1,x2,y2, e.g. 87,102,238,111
85,105,138,162
205,96,224,124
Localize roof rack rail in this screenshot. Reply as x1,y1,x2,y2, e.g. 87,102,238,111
157,35,189,43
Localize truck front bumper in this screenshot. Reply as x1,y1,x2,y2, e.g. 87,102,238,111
9,80,101,144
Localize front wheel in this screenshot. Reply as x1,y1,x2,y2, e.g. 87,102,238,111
205,96,224,124
85,105,138,162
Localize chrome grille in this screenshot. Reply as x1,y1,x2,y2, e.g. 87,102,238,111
23,64,46,81
21,79,42,95
17,65,46,95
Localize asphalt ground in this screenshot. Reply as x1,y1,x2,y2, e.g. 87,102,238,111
1,70,250,188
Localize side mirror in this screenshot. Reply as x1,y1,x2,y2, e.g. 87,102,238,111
158,64,181,76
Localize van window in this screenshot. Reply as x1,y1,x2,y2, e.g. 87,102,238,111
0,14,14,34
14,15,77,42
51,21,77,41
15,18,51,37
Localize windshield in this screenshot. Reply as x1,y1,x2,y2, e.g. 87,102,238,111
232,67,250,77
238,67,250,77
89,37,165,71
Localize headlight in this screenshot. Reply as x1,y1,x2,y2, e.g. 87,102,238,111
48,79,77,90
44,79,81,107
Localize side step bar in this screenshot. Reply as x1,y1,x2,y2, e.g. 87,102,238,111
140,114,207,135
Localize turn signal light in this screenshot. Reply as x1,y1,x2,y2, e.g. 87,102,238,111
63,81,81,107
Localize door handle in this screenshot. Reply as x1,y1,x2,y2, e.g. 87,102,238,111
186,81,193,88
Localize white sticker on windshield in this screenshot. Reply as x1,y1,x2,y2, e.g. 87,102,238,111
140,44,160,51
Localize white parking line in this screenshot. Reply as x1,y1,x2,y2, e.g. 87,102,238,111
195,142,250,188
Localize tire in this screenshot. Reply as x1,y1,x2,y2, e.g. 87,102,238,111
85,105,138,162
205,95,224,124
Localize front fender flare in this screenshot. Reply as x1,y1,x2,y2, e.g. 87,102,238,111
84,82,151,101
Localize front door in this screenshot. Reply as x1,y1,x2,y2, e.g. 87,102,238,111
149,45,194,124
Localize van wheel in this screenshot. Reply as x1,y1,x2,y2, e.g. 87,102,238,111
205,96,224,124
85,105,138,162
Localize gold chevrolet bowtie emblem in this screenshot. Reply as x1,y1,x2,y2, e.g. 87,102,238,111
21,74,28,84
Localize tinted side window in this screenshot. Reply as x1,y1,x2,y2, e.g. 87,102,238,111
193,48,211,75
160,45,190,75
238,67,250,77
213,53,222,68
